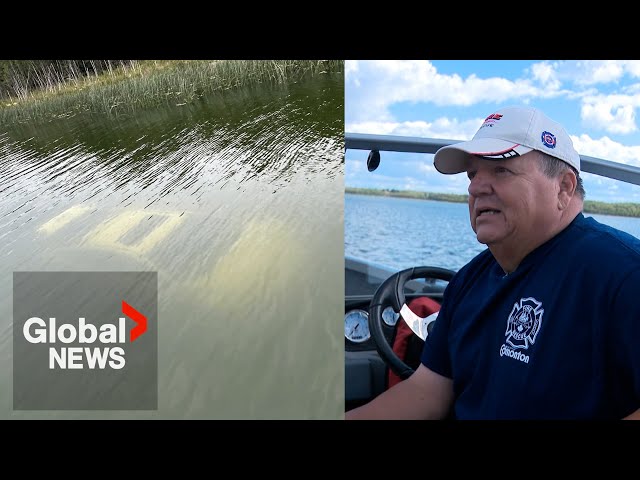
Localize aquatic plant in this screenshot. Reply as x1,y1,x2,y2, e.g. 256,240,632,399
0,60,343,124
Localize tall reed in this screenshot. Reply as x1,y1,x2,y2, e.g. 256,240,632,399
0,60,343,124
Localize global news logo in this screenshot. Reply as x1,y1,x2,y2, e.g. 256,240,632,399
22,301,147,370
13,271,158,410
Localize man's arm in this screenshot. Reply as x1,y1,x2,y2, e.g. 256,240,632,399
345,364,454,420
623,409,640,419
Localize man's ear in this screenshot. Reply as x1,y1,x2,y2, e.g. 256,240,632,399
558,169,577,210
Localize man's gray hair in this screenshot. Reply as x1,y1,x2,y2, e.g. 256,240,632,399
536,151,585,199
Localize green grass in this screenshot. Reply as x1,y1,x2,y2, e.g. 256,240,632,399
0,60,343,124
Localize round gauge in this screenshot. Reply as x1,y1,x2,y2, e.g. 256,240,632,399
382,306,400,327
344,309,370,343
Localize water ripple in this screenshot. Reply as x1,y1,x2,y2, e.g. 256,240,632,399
0,72,345,419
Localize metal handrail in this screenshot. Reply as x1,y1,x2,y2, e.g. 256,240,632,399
345,132,640,187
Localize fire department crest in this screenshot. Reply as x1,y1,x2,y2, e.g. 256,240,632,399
505,297,544,349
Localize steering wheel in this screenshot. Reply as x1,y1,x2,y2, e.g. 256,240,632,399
369,266,456,380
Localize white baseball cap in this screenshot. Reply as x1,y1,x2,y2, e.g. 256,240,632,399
433,106,581,174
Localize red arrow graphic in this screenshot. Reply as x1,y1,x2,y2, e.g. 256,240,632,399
122,301,147,342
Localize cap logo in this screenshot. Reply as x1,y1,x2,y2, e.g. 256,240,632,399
480,113,503,129
541,131,556,149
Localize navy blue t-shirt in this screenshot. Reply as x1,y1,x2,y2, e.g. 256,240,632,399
421,213,640,419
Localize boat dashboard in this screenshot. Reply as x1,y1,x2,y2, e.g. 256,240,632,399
344,257,448,411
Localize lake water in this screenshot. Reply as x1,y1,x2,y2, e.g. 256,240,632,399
0,71,345,419
345,193,640,272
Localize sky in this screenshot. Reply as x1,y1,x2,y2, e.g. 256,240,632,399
344,60,640,203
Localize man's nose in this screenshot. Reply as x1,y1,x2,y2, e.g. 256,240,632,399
468,169,493,197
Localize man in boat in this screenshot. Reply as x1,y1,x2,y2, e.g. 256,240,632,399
346,105,640,420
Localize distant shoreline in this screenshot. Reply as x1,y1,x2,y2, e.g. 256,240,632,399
346,187,640,218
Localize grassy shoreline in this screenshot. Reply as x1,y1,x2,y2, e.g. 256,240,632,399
0,60,343,124
346,187,640,218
